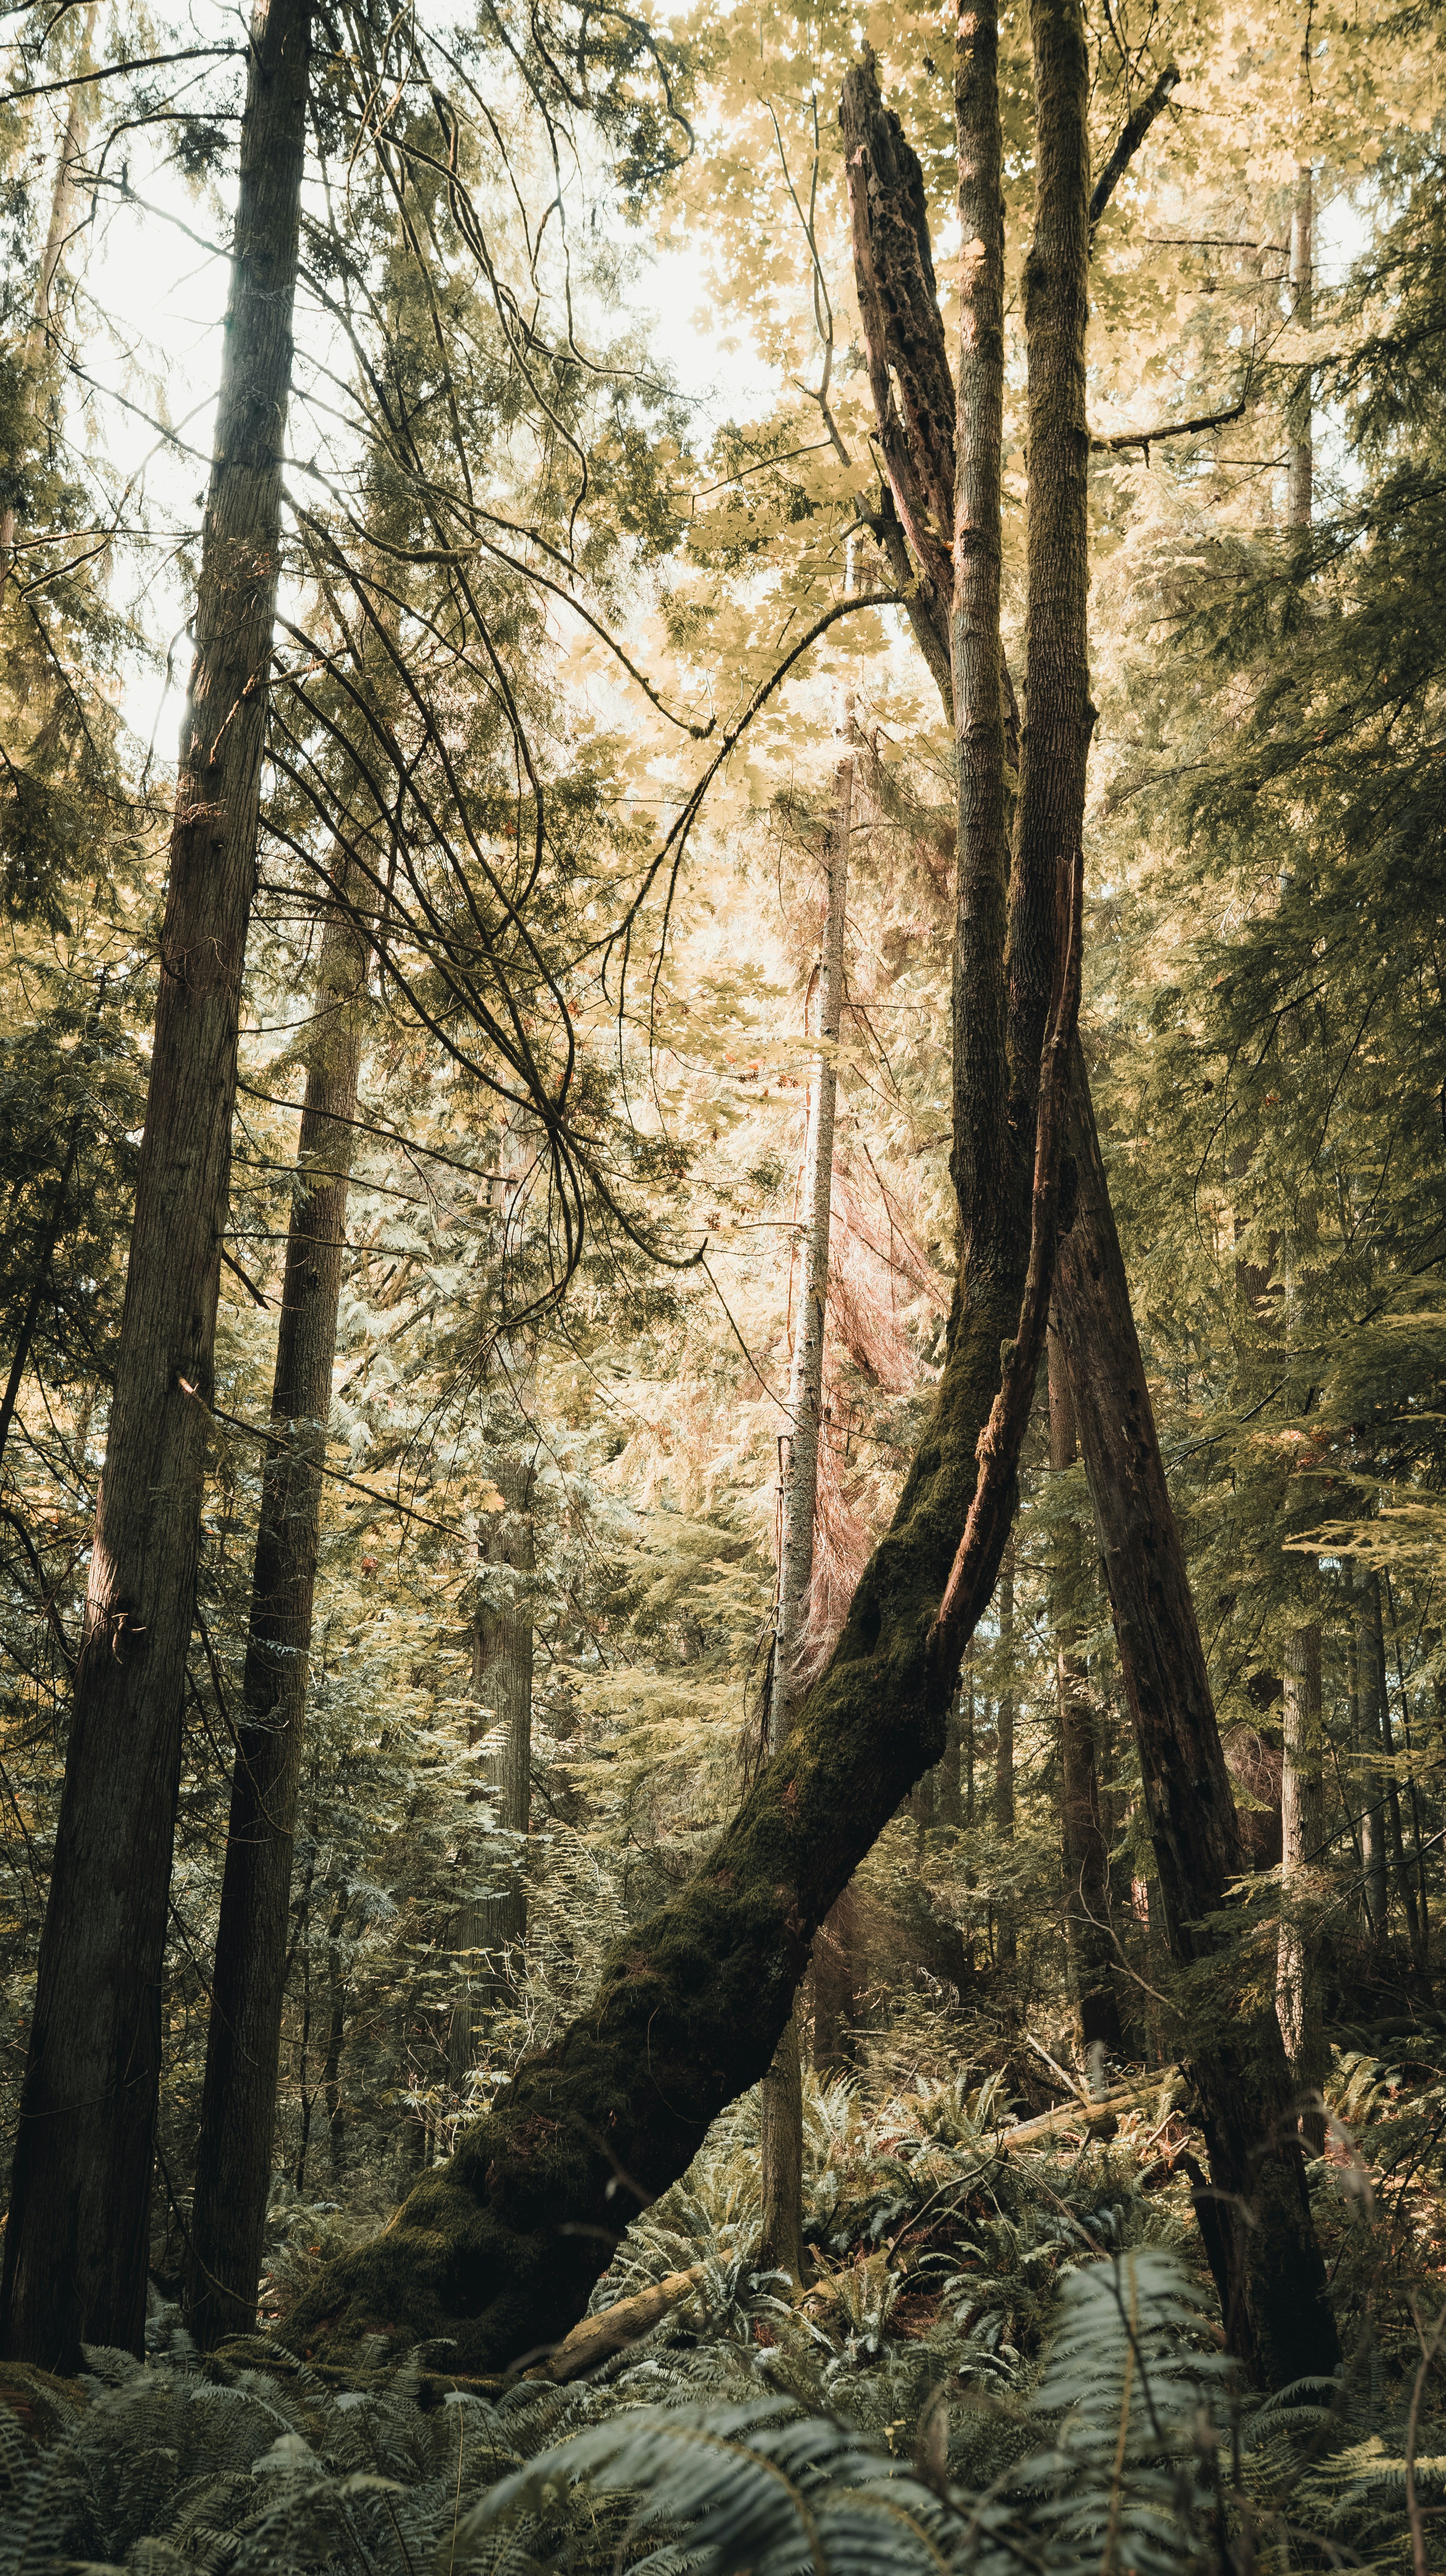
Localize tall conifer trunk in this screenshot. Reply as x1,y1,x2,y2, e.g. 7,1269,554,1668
186,869,366,2348
450,1437,536,2082
1,0,310,2371
758,675,852,2281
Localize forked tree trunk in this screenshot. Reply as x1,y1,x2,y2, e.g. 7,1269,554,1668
286,0,1085,2380
758,681,852,2282
186,869,366,2348
1,0,310,2371
1049,1323,1121,2050
842,28,1337,2388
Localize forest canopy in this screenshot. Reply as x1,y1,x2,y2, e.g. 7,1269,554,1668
3,0,1446,2567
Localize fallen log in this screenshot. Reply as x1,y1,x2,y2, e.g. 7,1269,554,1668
535,2263,705,2383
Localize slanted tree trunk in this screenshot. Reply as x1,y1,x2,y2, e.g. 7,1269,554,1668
1053,1055,1338,2384
186,870,366,2348
286,0,1088,2381
1,0,311,2372
1277,1624,1327,2152
1049,1323,1121,2050
758,659,852,2282
842,29,1338,2390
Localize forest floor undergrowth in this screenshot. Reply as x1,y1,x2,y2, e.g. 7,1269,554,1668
3,2034,1445,2573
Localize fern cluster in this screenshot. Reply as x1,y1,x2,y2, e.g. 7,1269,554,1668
3,2246,1435,2575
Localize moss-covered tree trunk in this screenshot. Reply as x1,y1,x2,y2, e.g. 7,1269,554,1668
842,26,1338,2390
1,0,310,2372
287,0,1092,2378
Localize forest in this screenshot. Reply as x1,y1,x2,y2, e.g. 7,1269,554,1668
1,0,1446,2565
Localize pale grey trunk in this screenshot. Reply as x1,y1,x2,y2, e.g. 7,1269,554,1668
1287,162,1312,529
0,2,98,611
993,1541,1016,1975
1277,1624,1327,2152
450,1442,536,2084
759,652,852,2282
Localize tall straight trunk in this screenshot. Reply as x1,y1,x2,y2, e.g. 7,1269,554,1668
1385,1576,1432,1990
758,662,852,2282
1355,1561,1390,1946
1053,1057,1338,2385
1277,1624,1327,2152
186,872,366,2348
1363,1569,1426,1974
450,1442,536,2083
1287,157,1312,528
2,0,310,2373
0,0,98,613
1049,1322,1121,2050
993,1543,1017,1975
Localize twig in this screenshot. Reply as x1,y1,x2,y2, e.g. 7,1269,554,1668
1406,2293,1446,2576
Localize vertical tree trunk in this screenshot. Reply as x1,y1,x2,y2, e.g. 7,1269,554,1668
0,0,98,613
1277,1624,1327,2152
993,1542,1017,1975
1052,1053,1339,2385
1049,1322,1121,2050
186,871,366,2347
450,1444,536,2082
1287,152,1312,528
1354,1562,1390,1949
1370,1579,1426,1977
1,0,310,2372
758,659,852,2282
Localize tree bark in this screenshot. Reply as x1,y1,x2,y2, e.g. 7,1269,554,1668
450,1440,536,2082
1277,1623,1327,2153
186,870,366,2348
993,1542,1017,1975
1,0,310,2373
1354,1561,1390,1948
0,0,98,614
759,658,852,2283
1052,1049,1339,2385
841,27,1338,2391
1049,1322,1121,2050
